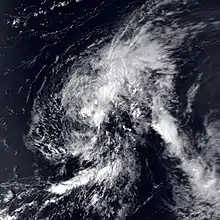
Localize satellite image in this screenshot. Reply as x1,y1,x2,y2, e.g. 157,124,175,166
0,0,220,219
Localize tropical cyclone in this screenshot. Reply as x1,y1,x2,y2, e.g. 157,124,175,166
1,0,220,220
